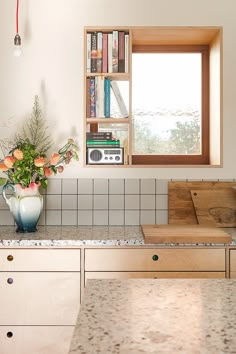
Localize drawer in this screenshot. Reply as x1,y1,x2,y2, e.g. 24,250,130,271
0,272,80,325
0,326,74,354
85,248,225,272
230,250,236,278
0,249,80,271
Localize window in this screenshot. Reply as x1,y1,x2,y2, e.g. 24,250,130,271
132,45,209,165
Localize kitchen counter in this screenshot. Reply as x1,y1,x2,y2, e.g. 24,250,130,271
69,278,236,354
0,225,236,247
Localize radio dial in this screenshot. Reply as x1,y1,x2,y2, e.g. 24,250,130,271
89,149,103,162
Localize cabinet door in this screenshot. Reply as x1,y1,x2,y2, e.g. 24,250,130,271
0,249,81,271
0,326,74,354
85,248,225,271
0,272,80,325
230,250,236,278
85,271,225,283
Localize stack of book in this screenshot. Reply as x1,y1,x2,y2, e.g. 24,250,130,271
86,132,120,148
86,78,128,119
86,30,129,74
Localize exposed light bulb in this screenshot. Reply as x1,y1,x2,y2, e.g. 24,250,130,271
14,33,22,57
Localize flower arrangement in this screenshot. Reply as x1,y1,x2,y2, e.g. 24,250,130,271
0,96,78,189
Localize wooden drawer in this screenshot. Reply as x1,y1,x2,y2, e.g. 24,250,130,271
0,326,74,354
85,248,225,272
0,249,80,271
230,250,236,278
0,272,80,325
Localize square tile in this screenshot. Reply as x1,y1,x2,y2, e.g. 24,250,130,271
141,195,155,210
109,179,124,194
141,179,155,194
141,210,155,224
125,179,140,194
0,210,14,225
94,179,108,194
46,195,61,210
93,210,108,225
109,195,124,210
156,195,168,210
125,210,140,225
38,211,46,225
62,195,77,210
78,210,92,225
125,195,140,210
46,210,62,225
78,179,93,195
62,210,77,225
156,179,169,194
156,210,168,224
62,179,77,194
78,195,93,210
94,195,108,209
109,210,124,225
46,179,62,194
0,196,9,209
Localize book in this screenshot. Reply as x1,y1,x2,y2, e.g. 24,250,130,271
112,30,118,73
104,77,111,118
118,31,125,72
86,77,91,118
90,78,96,117
125,33,129,73
95,76,105,118
97,32,103,73
87,140,120,145
102,33,108,73
86,33,91,73
86,132,112,140
91,32,97,73
110,81,128,117
108,33,113,73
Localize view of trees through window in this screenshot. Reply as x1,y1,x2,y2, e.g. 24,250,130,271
132,53,202,155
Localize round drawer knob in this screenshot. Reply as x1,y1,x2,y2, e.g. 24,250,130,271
7,278,14,284
7,255,14,261
152,254,159,261
7,331,13,338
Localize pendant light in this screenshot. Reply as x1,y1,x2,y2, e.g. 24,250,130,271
14,0,22,56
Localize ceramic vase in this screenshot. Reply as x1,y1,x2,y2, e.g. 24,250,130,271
2,183,43,233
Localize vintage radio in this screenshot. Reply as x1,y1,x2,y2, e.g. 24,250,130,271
87,147,124,165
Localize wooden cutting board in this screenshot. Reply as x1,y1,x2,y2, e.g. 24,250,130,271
142,224,232,244
168,181,236,225
191,189,236,227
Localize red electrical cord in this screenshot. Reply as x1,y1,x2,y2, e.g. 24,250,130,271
16,0,19,33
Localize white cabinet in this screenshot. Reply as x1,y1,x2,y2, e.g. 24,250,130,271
0,248,81,354
230,250,236,278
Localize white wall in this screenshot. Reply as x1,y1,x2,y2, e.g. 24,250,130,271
0,0,236,179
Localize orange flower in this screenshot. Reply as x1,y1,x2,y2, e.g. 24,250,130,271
4,156,15,168
57,165,64,173
50,153,60,165
34,157,46,167
13,149,23,160
44,167,53,177
0,162,8,171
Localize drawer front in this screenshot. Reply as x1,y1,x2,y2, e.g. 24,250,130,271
230,250,236,278
0,326,74,354
0,249,80,271
85,248,225,271
0,272,80,325
85,271,225,283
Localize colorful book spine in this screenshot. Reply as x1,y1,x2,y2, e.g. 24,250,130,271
91,32,97,73
95,76,105,118
104,77,111,118
86,77,91,118
90,78,96,117
118,31,125,73
125,33,129,73
86,132,112,140
96,32,103,73
102,33,108,73
86,33,91,73
87,140,120,144
112,30,118,73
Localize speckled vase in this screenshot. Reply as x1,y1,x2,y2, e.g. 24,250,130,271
2,183,43,233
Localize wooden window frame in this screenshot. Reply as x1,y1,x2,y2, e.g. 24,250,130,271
131,44,209,165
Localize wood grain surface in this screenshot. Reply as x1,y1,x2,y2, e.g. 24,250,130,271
168,181,236,225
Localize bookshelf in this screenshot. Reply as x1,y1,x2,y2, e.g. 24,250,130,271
84,27,131,167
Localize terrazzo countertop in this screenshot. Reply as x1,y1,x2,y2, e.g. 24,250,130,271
0,225,236,247
69,278,236,354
